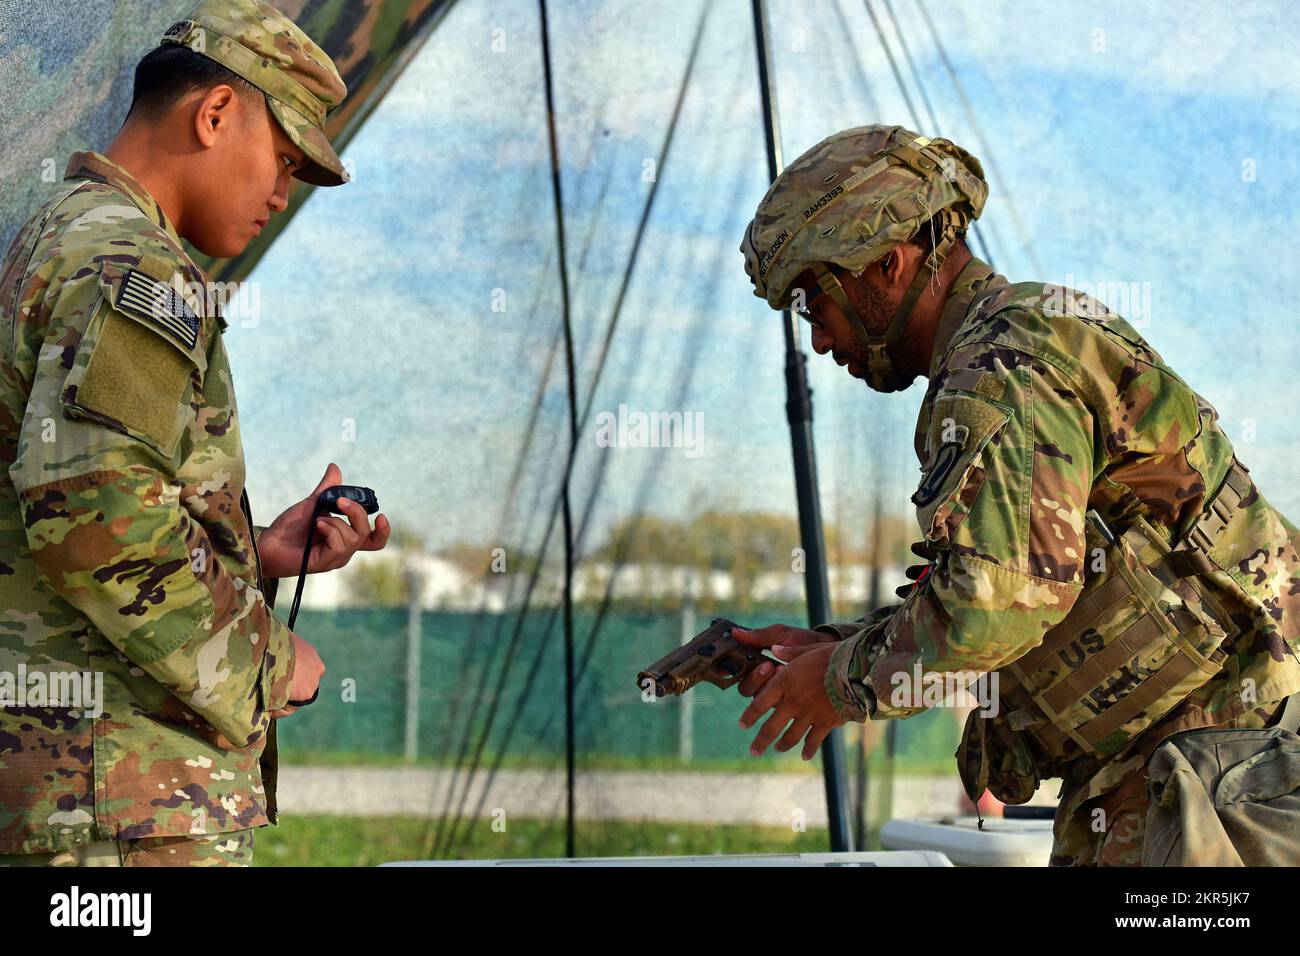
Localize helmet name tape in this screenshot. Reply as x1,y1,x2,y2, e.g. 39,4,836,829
757,228,790,280
761,154,892,281
803,183,844,220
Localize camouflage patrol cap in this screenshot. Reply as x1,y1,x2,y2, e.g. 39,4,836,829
740,125,987,309
160,0,350,186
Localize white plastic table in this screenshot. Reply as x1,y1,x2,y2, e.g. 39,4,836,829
880,815,1055,866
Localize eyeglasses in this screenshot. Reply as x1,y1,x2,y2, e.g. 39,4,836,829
791,287,827,330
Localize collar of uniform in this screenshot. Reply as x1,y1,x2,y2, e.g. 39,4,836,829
64,151,227,333
63,150,183,246
926,255,1004,378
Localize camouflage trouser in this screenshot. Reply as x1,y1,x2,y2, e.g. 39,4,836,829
1046,761,1150,867
0,829,254,867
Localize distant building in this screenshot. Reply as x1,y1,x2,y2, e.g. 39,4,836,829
570,563,736,603
294,550,511,612
302,551,910,611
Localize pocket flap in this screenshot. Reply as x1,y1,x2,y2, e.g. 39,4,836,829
1214,736,1300,806
61,276,205,460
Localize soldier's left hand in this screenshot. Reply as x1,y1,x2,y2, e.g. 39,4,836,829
257,462,391,578
739,642,845,760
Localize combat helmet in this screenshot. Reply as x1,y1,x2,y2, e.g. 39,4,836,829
740,125,987,391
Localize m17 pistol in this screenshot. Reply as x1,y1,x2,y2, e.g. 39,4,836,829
636,618,777,698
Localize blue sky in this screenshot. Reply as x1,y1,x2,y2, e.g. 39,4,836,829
229,0,1300,565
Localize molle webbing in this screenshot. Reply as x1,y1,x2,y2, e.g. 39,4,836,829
1012,572,1135,676
1041,614,1167,714
998,462,1255,760
1166,459,1254,580
1074,652,1207,746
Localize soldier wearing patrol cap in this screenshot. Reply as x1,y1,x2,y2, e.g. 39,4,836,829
0,0,389,866
730,124,1300,866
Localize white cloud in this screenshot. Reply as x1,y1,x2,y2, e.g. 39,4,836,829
820,0,1300,109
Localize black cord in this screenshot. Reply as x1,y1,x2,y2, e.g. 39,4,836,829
439,1,712,859
284,501,322,707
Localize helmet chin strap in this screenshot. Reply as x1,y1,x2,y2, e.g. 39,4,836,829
809,208,964,393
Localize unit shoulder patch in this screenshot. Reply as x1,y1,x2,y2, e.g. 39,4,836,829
912,391,1012,545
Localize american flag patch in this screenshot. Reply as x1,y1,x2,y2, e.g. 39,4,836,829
116,269,200,350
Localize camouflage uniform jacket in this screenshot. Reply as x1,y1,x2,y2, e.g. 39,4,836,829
0,151,295,853
821,256,1300,861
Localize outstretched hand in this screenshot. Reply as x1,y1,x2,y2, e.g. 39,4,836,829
256,463,391,579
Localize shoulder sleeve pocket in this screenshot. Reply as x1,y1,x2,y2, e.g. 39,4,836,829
912,390,1011,545
61,271,207,460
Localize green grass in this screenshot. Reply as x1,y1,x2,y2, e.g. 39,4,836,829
256,815,836,866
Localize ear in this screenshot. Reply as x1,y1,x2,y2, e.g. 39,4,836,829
192,84,240,149
880,244,918,290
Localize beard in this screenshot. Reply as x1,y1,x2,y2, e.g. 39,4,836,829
854,274,900,337
847,271,916,393
865,363,918,393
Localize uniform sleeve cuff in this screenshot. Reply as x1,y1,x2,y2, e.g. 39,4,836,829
826,637,870,723
260,615,297,713
253,525,280,583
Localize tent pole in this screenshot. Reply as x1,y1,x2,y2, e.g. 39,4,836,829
748,0,854,854
538,0,578,859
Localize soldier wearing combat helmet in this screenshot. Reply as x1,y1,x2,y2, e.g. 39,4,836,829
730,124,1300,866
0,0,390,866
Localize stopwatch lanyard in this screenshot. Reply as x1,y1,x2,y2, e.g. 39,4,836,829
284,500,323,707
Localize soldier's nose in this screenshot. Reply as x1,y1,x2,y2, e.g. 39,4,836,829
811,326,832,355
